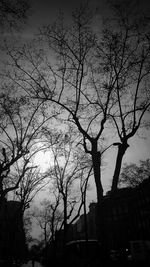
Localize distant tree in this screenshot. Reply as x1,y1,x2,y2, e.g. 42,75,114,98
0,92,55,208
45,127,92,245
119,159,150,188
33,198,62,246
23,210,33,246
13,161,49,212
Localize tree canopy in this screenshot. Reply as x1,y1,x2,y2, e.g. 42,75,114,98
1,0,150,248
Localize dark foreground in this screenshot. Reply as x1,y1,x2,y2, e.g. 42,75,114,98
43,259,150,267
1,258,150,267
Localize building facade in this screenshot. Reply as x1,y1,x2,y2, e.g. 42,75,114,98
0,200,27,262
68,177,150,251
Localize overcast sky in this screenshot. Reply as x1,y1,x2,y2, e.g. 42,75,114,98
22,0,150,39
24,0,106,35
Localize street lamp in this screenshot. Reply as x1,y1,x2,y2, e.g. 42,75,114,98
101,142,121,155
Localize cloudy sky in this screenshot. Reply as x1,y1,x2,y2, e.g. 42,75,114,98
22,0,105,38
27,0,150,27
22,0,150,45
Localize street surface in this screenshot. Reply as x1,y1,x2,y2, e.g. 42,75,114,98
21,261,44,267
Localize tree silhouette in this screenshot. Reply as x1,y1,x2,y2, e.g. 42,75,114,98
43,126,92,245
0,92,55,207
5,3,113,205
99,0,150,192
3,1,150,204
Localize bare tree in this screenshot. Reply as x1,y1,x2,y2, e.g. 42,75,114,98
33,198,62,246
23,210,33,246
0,91,55,207
13,160,49,212
96,0,150,193
37,123,92,247
5,0,150,204
5,3,115,205
45,127,92,245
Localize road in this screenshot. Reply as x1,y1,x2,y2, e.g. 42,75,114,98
21,261,44,267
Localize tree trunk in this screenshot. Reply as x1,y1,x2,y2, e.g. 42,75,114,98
111,142,129,194
44,223,47,247
51,214,54,242
91,141,104,243
83,186,88,232
63,197,68,245
91,143,103,204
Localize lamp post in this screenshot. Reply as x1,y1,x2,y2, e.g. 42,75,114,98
101,142,121,155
